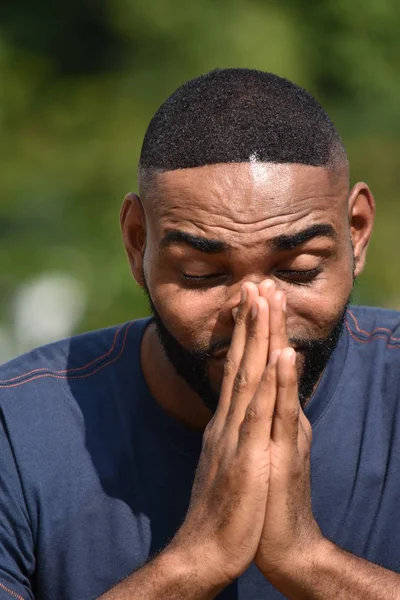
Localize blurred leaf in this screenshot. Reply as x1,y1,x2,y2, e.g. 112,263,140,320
1,0,400,354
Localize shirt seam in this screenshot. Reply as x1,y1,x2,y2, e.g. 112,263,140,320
345,321,400,348
346,310,400,347
0,325,125,384
313,309,400,430
347,308,400,341
0,322,134,389
0,582,25,600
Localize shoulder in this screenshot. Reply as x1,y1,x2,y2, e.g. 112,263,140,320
344,306,400,400
345,305,400,348
0,318,151,486
0,318,150,403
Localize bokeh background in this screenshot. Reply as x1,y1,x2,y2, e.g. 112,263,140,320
1,0,400,362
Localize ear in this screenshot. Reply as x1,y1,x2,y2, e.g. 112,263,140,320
348,182,375,278
120,192,146,287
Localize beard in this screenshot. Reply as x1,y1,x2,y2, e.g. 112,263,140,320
144,286,350,413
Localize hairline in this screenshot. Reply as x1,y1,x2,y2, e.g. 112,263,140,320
138,157,350,196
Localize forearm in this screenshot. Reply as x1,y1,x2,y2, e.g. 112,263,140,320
98,546,225,600
267,540,400,600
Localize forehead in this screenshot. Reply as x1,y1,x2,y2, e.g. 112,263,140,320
143,163,348,244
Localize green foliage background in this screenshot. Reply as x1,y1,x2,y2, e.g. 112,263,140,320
1,0,400,355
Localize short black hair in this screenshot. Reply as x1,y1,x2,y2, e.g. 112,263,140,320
139,68,347,177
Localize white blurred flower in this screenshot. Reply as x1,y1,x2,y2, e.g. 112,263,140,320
13,273,86,353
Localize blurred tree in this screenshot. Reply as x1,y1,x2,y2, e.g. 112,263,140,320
286,0,400,133
0,0,125,74
0,0,399,358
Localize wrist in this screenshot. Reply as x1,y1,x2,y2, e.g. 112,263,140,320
158,541,230,599
289,536,337,576
260,537,336,597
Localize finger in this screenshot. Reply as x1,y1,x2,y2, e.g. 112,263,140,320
226,296,270,426
298,410,313,457
232,279,275,321
258,278,276,301
268,289,289,356
238,349,281,449
216,282,259,418
271,347,299,448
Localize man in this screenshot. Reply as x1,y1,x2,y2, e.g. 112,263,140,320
1,68,400,600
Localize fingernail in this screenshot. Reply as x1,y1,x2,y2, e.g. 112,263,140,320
240,286,247,304
251,302,258,320
263,279,274,292
232,307,239,321
288,348,296,364
282,295,287,312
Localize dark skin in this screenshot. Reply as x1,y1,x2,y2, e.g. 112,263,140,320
100,162,400,600
121,162,372,429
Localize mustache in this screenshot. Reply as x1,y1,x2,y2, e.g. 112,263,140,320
205,337,310,358
206,339,231,358
205,336,332,359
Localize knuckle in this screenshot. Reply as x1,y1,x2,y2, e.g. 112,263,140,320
233,369,250,394
244,402,260,423
287,406,300,422
246,324,258,343
202,421,215,444
234,309,247,327
223,356,237,377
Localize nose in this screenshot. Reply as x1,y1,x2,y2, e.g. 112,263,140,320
218,277,277,324
217,288,241,326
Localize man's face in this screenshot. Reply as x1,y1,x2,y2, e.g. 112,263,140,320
136,163,356,411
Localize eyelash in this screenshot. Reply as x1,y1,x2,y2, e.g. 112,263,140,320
181,267,322,287
276,267,322,284
181,273,225,287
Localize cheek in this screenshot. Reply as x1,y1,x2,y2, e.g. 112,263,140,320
286,270,353,338
151,283,222,348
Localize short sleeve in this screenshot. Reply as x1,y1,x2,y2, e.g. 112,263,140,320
0,410,35,600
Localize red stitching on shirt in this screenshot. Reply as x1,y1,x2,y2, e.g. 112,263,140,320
0,582,25,600
345,320,400,349
0,325,126,384
0,322,134,389
347,309,400,341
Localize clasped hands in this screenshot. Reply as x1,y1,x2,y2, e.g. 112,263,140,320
172,279,330,592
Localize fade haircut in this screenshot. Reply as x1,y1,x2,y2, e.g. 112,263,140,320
139,68,348,183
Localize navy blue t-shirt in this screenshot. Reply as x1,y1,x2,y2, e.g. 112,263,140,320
1,306,400,600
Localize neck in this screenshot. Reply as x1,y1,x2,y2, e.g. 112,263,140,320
140,321,212,431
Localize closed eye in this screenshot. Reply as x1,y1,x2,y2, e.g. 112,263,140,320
181,272,226,287
275,267,321,285
180,267,322,288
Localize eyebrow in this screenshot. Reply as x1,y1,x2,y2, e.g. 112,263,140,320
270,223,338,252
160,223,337,255
160,230,230,254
